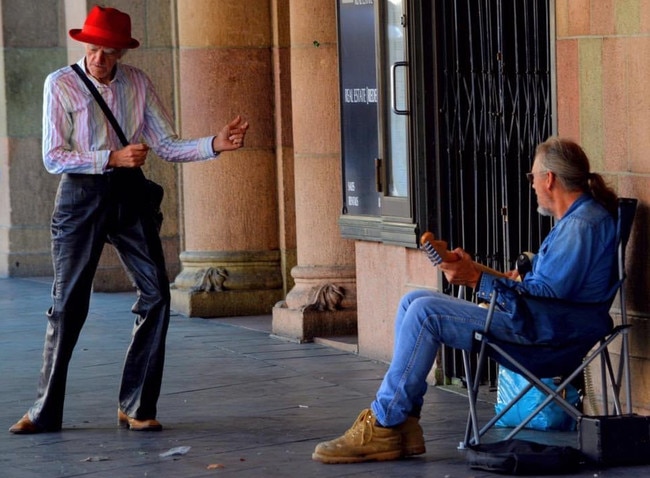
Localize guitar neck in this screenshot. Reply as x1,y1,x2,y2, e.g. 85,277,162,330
472,261,508,278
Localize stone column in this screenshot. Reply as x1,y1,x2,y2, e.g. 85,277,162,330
272,0,297,297
89,0,182,291
0,0,182,286
0,0,63,277
170,0,282,317
272,0,357,342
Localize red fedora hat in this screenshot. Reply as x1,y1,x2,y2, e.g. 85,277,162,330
69,6,140,49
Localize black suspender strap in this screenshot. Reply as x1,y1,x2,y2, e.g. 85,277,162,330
69,64,165,231
70,63,129,148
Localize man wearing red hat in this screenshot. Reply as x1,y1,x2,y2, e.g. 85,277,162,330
9,6,249,434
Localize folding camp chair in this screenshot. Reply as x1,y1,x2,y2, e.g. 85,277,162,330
460,197,637,448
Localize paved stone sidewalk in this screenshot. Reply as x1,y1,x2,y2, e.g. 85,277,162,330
1,277,648,477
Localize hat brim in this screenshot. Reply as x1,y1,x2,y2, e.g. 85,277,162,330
69,29,140,49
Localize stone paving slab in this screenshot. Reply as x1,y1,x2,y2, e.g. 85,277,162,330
1,277,649,477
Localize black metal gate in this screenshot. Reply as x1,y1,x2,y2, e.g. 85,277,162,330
431,0,555,384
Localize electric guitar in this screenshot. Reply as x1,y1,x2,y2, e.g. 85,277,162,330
419,231,509,278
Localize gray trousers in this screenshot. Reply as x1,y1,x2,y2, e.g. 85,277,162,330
28,171,170,431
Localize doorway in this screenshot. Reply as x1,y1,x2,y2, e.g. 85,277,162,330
427,0,556,382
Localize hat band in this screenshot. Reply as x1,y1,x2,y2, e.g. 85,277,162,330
80,23,131,46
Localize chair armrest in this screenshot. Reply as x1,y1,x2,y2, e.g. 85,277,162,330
488,279,614,347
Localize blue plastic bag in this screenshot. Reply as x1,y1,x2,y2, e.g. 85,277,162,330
495,366,580,431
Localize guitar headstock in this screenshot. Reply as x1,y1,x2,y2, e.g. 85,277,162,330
420,232,457,265
420,231,507,277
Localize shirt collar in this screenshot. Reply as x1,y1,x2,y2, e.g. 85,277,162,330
79,57,122,86
559,193,590,221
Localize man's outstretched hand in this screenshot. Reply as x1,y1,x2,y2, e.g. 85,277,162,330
213,116,250,153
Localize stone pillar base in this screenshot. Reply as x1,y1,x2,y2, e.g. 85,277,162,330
171,288,283,317
272,304,357,343
171,250,283,318
271,264,357,342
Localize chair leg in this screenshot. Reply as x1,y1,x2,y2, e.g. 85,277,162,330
461,350,480,448
601,348,623,415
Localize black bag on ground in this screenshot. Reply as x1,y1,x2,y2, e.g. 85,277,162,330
579,414,650,466
466,439,582,475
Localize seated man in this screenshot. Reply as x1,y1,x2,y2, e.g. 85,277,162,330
312,137,619,464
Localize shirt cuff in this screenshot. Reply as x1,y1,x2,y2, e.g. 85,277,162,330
475,272,497,302
210,137,220,157
99,150,111,173
198,137,220,159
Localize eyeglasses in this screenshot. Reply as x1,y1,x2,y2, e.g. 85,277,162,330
525,170,549,185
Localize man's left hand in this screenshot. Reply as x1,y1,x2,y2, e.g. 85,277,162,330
438,247,482,288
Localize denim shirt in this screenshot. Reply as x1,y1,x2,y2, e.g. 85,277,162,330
476,194,616,306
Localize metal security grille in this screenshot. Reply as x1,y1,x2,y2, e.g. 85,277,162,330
432,0,555,384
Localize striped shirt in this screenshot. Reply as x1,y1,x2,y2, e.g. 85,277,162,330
43,58,216,175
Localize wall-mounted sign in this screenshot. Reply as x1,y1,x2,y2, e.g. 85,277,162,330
338,0,380,216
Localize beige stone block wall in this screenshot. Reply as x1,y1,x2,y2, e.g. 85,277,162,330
177,0,271,47
356,242,441,363
0,139,8,262
556,0,650,412
171,0,284,317
290,0,343,255
182,149,279,252
91,0,182,290
271,0,356,341
177,45,277,252
3,137,57,276
0,0,65,277
176,1,276,252
290,40,353,266
273,0,296,295
555,39,580,139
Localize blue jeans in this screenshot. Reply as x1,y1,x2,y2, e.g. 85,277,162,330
371,289,513,427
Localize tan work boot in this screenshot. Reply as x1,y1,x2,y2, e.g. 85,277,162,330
395,416,426,456
312,409,402,464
